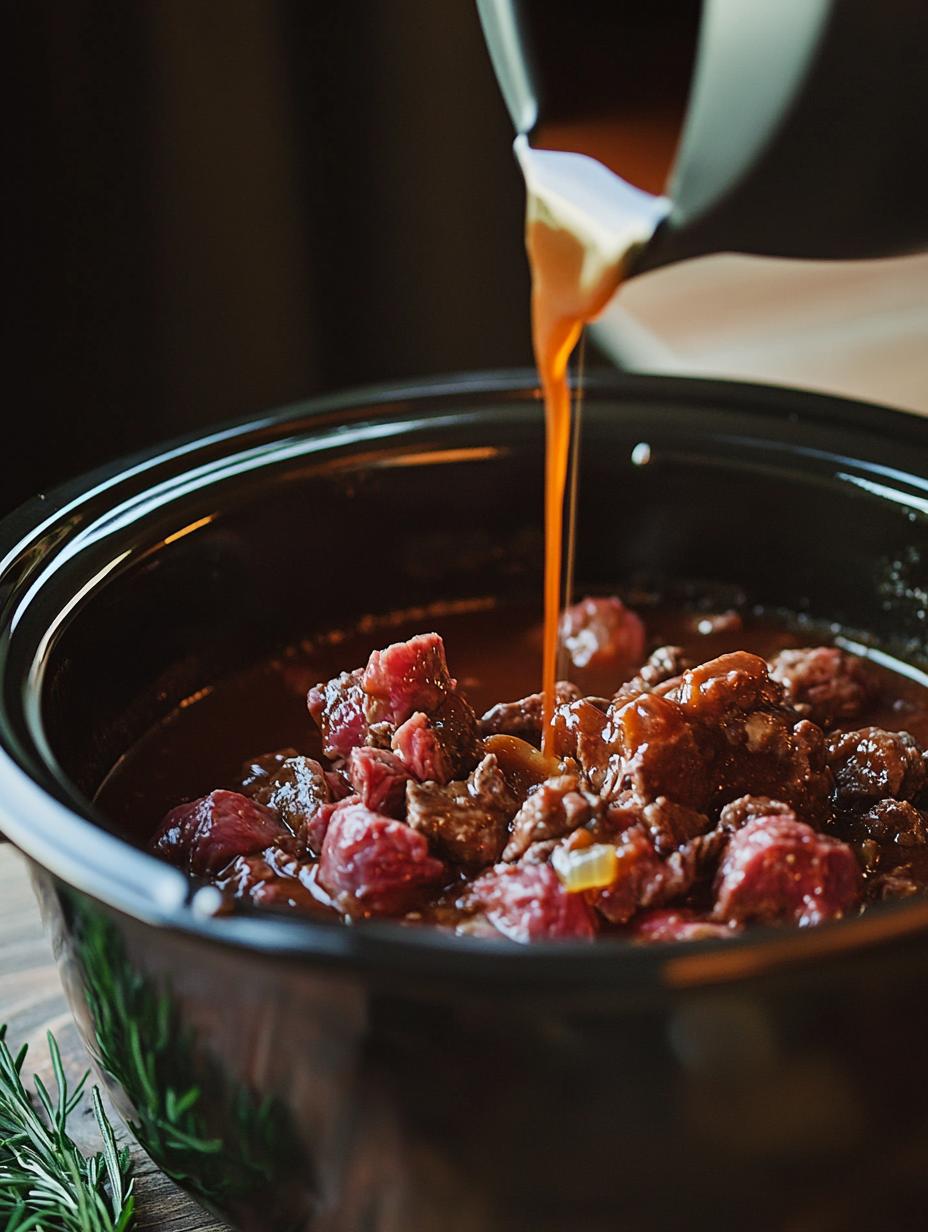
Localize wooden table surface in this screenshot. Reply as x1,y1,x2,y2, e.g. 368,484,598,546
0,844,232,1232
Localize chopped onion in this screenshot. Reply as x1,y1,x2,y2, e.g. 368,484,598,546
552,843,618,893
483,733,560,783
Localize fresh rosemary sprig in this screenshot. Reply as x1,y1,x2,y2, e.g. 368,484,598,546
0,1026,134,1232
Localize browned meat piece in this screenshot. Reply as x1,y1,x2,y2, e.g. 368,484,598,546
152,790,286,877
559,596,645,671
238,748,300,794
361,632,455,726
520,838,562,865
632,908,741,943
640,796,711,855
600,791,648,837
667,651,784,721
718,795,795,832
856,798,928,847
467,862,598,942
867,867,925,901
710,716,833,825
594,790,710,856
502,775,602,861
769,646,878,729
216,844,319,912
431,691,481,775
827,727,928,805
613,645,691,704
480,681,581,740
602,693,711,809
591,826,697,924
405,753,518,866
308,669,368,760
650,652,834,822
246,755,330,841
347,746,410,816
714,814,861,926
678,827,733,878
549,697,610,787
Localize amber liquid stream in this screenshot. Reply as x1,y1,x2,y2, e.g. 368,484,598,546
523,192,632,752
519,122,681,753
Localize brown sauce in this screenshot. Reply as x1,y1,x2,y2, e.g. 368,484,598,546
97,597,928,850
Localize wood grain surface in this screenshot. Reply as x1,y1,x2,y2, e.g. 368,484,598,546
0,844,232,1232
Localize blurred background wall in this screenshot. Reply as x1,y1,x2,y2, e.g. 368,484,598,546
2,0,532,511
5,1,927,516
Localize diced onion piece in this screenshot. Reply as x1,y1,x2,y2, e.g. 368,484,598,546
552,843,618,893
484,734,560,785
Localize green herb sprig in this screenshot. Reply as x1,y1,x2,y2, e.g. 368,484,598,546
0,1026,134,1232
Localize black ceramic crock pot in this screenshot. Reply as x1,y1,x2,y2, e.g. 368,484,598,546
3,372,928,1232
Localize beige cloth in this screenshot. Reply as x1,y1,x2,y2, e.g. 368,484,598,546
593,253,928,415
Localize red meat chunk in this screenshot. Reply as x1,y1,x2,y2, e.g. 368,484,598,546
391,689,481,781
361,632,455,726
632,908,740,943
769,646,877,729
152,789,284,876
468,863,598,943
347,746,410,816
306,796,357,857
308,669,368,760
714,814,861,927
318,800,446,917
324,769,354,801
560,596,645,671
392,712,452,783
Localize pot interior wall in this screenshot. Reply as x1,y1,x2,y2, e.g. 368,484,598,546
29,383,928,825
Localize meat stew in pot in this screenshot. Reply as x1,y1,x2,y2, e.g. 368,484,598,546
99,597,928,944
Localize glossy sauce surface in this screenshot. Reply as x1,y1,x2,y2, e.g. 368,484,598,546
97,598,928,861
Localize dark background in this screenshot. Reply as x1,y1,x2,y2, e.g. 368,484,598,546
2,0,532,511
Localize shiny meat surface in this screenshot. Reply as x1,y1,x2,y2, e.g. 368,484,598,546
105,596,928,944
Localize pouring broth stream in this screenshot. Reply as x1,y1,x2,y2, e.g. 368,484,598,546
516,137,668,750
